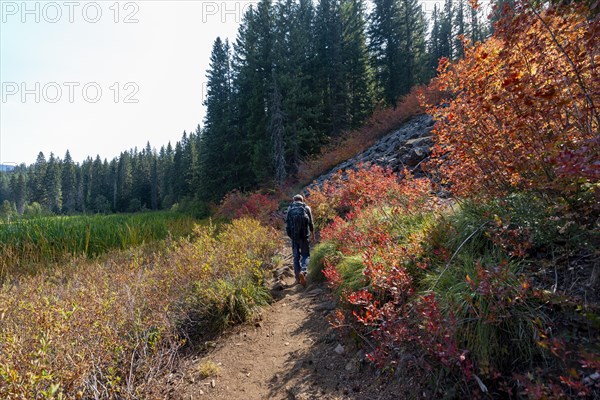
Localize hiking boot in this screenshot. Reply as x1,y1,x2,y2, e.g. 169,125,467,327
299,271,307,288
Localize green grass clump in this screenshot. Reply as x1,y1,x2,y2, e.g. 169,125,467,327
422,201,548,372
185,277,272,336
308,241,338,283
335,255,367,296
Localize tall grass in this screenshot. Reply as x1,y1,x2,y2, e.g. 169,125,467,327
0,211,197,281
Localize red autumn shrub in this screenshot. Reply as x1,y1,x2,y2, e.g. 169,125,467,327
427,1,600,201
216,190,280,227
307,163,436,229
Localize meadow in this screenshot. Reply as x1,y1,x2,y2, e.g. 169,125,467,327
0,211,198,281
0,217,280,398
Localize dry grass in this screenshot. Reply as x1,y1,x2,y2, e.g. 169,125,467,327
0,218,279,399
198,360,221,378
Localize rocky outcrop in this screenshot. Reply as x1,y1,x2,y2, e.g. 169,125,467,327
307,114,435,189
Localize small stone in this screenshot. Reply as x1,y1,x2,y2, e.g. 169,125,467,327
199,389,204,395
345,360,355,371
255,321,263,328
356,349,365,362
285,341,290,346
334,344,345,355
315,301,336,311
210,379,216,388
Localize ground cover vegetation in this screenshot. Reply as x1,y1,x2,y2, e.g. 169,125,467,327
0,218,279,398
307,1,600,397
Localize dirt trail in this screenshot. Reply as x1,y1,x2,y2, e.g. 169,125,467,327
167,243,397,400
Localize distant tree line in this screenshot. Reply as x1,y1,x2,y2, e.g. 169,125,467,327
0,134,204,216
0,0,490,216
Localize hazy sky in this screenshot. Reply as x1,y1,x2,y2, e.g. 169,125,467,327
1,0,254,165
1,0,484,166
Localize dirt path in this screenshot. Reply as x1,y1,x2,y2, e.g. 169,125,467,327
167,244,397,400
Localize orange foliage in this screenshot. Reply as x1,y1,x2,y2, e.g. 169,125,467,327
427,2,600,200
298,84,444,185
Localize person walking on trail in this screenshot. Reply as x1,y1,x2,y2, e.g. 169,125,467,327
286,194,315,287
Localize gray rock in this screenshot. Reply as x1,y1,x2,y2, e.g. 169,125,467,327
305,114,434,192
314,301,336,311
345,359,360,372
334,344,345,355
404,146,431,166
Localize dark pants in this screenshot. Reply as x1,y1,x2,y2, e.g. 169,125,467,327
291,237,310,278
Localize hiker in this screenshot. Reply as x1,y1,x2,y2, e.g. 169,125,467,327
286,194,315,287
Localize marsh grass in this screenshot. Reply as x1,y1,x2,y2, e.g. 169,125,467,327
0,211,197,281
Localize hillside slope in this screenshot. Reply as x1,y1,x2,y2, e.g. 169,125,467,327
166,116,436,399
308,114,434,190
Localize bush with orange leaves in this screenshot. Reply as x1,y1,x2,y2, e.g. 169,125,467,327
427,1,599,206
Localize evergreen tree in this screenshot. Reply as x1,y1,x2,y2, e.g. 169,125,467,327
31,152,47,205
428,4,443,73
455,0,467,58
44,153,62,213
269,72,286,185
272,0,321,174
10,172,27,214
158,143,175,208
232,1,275,186
315,0,345,133
117,151,133,211
368,0,402,106
172,137,186,200
201,37,234,200
340,0,374,127
397,0,428,91
439,0,454,60
61,150,77,213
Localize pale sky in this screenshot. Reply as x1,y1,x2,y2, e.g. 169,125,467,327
0,0,254,165
0,0,488,166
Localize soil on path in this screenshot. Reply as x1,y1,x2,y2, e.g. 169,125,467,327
167,244,403,400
